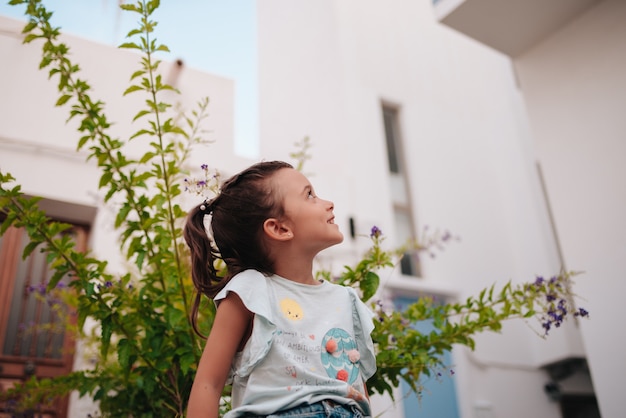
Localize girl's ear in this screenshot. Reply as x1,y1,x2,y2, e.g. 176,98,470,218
263,218,293,241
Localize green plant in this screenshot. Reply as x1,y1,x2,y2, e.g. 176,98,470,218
2,0,208,415
0,0,588,416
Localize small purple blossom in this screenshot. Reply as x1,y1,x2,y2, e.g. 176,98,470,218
575,307,589,318
201,164,208,170
370,226,382,238
104,281,113,288
37,283,47,295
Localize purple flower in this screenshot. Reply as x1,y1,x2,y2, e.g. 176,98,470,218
370,226,382,238
575,307,589,318
104,281,113,288
534,276,544,287
201,164,208,170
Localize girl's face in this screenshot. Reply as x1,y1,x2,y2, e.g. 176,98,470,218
273,168,343,254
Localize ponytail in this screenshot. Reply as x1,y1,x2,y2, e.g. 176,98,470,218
183,203,223,337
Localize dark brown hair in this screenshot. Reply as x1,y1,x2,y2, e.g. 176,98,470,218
183,160,293,335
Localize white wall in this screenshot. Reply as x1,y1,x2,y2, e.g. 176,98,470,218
257,1,582,417
515,1,626,417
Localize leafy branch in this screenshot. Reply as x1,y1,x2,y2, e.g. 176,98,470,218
329,228,588,398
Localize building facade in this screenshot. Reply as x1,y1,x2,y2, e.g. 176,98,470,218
1,0,623,417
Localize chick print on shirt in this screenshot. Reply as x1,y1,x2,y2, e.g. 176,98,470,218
280,298,304,321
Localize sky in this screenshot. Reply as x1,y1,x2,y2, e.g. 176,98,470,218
0,0,258,157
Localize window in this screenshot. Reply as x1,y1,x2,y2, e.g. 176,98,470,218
0,205,91,417
382,104,420,277
383,107,401,174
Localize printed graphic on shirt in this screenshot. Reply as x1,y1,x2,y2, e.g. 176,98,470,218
279,298,304,321
320,328,361,385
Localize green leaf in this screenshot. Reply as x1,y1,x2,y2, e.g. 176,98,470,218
55,94,72,106
117,338,132,370
99,171,113,188
130,129,153,140
123,85,144,95
179,351,196,374
166,306,186,329
133,109,151,122
22,240,41,258
361,271,380,301
100,315,113,358
22,33,39,44
118,42,142,50
130,69,145,80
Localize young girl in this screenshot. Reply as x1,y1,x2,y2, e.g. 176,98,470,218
184,161,376,418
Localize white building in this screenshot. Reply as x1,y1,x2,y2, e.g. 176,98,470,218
1,0,623,417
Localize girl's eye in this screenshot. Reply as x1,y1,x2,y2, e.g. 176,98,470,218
308,190,316,199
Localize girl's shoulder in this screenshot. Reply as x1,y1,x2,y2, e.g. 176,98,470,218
229,269,267,287
215,269,271,315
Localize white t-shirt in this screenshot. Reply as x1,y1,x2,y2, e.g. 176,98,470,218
215,270,377,417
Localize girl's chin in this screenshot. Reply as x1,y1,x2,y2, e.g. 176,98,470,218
332,233,344,245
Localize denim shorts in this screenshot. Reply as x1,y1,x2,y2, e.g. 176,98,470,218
254,400,364,417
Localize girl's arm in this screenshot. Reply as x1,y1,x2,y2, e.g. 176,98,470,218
186,292,253,418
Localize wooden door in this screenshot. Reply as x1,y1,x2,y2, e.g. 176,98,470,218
0,223,88,417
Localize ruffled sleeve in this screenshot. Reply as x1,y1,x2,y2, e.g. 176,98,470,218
346,287,377,380
215,270,277,379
